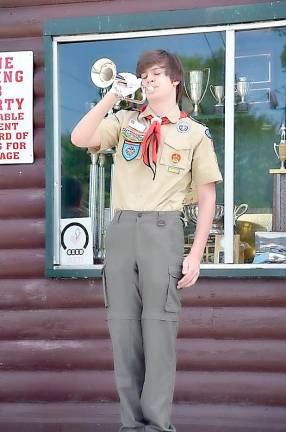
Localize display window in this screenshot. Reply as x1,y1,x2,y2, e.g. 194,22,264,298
44,6,286,277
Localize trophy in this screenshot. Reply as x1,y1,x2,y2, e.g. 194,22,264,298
183,203,248,234
184,68,210,116
235,76,250,112
273,124,286,171
210,85,225,113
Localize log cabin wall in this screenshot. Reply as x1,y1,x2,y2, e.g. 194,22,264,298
0,1,285,431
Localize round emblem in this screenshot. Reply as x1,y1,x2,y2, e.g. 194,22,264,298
205,128,213,139
61,222,89,253
177,120,190,134
171,153,181,164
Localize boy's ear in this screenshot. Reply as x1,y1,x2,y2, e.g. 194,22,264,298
173,80,180,87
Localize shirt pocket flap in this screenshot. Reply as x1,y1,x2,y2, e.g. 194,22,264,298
164,136,191,150
159,138,191,169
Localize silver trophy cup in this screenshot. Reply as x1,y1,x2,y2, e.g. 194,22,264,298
184,68,210,116
273,124,286,170
235,76,250,112
210,85,225,113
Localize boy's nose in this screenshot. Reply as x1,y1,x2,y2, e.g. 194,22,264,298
146,75,155,84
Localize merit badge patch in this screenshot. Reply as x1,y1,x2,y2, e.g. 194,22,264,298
177,120,190,134
171,153,181,164
122,142,140,161
205,128,213,140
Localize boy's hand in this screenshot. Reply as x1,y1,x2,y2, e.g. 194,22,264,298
111,73,142,99
177,255,200,289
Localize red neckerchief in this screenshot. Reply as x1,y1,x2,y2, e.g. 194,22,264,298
140,106,188,179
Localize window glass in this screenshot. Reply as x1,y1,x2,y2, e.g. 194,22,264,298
58,32,225,265
234,27,286,264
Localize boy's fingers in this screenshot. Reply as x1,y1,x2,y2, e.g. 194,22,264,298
177,271,199,289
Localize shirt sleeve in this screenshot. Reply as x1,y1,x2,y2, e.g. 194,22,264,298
95,110,124,152
191,128,223,186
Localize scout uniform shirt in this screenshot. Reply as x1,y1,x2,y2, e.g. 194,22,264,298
95,105,222,211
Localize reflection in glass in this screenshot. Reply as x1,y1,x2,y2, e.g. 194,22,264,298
61,176,88,218
184,68,210,116
234,26,286,264
180,32,225,263
210,84,225,113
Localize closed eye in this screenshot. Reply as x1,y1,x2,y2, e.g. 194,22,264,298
141,67,165,79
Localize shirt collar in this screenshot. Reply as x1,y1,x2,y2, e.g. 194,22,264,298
138,104,181,124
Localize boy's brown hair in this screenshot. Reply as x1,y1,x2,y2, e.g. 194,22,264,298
136,49,184,102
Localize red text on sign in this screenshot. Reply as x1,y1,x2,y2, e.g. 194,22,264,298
0,98,24,110
0,152,20,160
0,57,13,69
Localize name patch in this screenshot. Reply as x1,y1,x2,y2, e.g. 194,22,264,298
168,166,180,174
128,119,146,132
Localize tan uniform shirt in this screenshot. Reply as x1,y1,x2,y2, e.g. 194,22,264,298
96,105,222,211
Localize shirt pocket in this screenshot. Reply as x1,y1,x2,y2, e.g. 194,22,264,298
159,138,192,171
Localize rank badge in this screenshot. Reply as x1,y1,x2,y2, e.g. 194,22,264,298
171,153,181,164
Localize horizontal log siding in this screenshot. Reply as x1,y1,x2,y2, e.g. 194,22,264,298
0,0,285,430
0,339,286,372
0,404,285,432
0,160,45,189
0,278,285,310
1,306,286,339
0,370,285,404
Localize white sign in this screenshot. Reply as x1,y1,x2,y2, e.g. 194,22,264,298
60,218,93,266
0,51,33,164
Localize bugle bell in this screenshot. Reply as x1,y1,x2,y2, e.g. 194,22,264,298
90,57,145,104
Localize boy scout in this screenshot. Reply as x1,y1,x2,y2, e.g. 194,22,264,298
71,49,222,432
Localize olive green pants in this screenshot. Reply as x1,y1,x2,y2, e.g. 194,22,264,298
103,210,184,432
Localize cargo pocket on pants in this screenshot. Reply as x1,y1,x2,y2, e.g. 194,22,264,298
102,265,109,308
164,265,182,313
